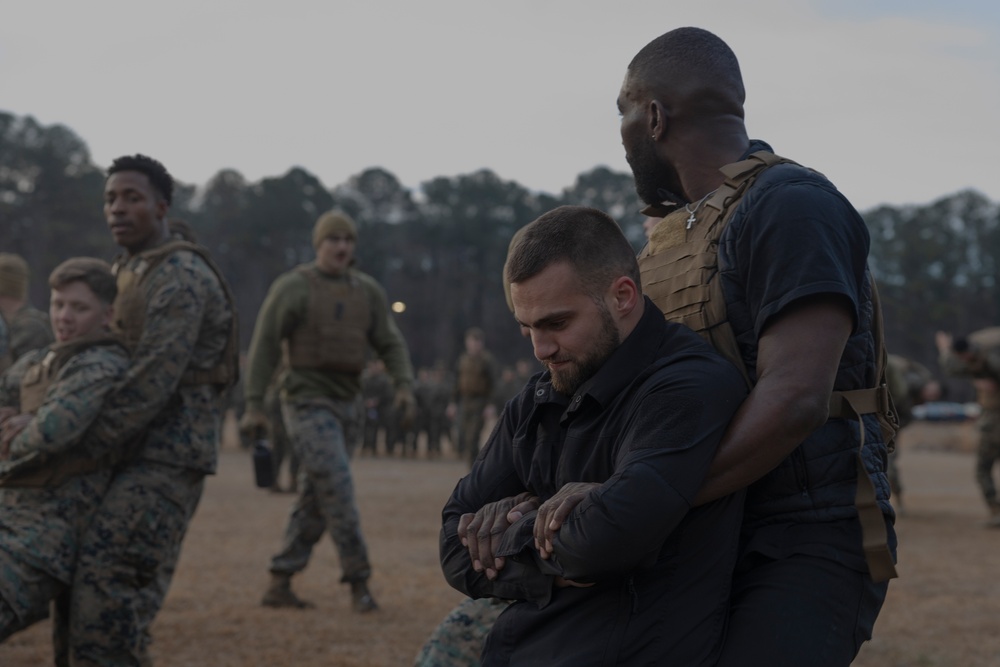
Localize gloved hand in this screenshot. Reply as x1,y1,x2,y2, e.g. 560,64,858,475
393,387,417,430
238,409,271,440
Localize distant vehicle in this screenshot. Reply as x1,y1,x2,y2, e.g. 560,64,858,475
911,402,981,422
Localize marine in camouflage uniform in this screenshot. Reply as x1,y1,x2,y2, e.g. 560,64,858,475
426,366,453,458
0,258,127,641
56,155,237,666
0,252,55,375
360,361,380,455
491,366,523,417
360,359,395,457
241,210,415,612
448,329,495,465
937,329,1000,526
884,354,940,512
408,365,452,458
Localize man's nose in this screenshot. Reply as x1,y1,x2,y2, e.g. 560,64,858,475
531,333,556,362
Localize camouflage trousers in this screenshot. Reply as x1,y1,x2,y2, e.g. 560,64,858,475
457,397,489,465
975,410,1000,507
413,597,511,667
270,397,371,582
0,471,112,642
57,460,205,666
0,552,63,642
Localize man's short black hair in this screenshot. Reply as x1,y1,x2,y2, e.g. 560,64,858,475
107,154,174,205
629,27,745,108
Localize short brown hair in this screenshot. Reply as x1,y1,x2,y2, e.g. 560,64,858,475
505,206,640,300
49,257,117,305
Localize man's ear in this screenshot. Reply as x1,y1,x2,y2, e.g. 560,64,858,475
608,276,640,316
101,303,115,330
649,99,669,141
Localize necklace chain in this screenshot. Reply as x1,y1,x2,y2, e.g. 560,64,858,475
684,190,718,229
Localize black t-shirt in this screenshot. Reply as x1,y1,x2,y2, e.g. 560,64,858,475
717,140,895,572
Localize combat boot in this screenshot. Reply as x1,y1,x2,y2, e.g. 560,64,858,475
350,580,379,613
261,572,314,609
987,504,1000,528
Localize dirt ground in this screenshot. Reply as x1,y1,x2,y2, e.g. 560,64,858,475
2,417,999,666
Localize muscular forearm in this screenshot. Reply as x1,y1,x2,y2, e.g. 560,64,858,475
442,510,552,604
694,378,828,506
694,295,853,506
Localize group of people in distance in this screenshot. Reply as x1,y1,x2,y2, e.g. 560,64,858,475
10,24,999,667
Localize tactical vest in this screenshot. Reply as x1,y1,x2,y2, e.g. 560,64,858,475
458,353,492,397
637,151,898,582
284,267,371,375
112,240,240,388
5,335,126,488
967,327,1000,410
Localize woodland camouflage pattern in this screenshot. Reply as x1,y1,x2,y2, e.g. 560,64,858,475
0,341,128,638
269,397,371,582
413,597,511,667
62,246,234,665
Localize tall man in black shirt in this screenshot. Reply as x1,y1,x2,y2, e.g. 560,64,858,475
619,27,896,667
439,206,747,666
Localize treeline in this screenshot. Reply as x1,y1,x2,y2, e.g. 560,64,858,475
2,111,997,383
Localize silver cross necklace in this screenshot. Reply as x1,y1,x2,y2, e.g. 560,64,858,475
684,190,718,229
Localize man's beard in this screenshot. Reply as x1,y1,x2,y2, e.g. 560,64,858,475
626,138,684,206
547,305,620,395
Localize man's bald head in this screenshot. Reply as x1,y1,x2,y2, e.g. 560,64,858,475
618,27,750,205
627,27,745,120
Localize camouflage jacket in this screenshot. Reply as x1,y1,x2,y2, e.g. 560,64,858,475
88,248,233,473
1,341,129,466
0,339,128,584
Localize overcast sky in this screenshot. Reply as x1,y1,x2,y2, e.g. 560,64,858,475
3,0,998,211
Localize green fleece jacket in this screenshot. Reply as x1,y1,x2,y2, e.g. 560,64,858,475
244,262,413,411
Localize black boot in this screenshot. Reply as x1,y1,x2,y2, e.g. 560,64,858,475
350,580,378,613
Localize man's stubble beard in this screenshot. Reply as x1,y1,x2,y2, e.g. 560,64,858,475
627,138,684,206
549,305,620,396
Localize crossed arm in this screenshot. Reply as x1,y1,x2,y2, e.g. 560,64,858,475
1,350,128,462
452,297,854,585
441,372,743,606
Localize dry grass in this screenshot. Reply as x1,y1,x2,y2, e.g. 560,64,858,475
1,419,998,666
